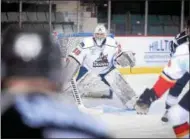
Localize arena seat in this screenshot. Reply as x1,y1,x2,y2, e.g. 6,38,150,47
164,25,179,35
22,23,34,29
43,24,50,30
26,12,38,22
131,24,144,35
148,25,164,35
148,15,160,25
171,16,180,25
37,12,47,22
7,12,19,22
113,23,126,35
159,15,173,25
131,14,144,24
55,12,65,22
21,12,28,22
34,24,44,30
112,14,126,24
45,12,56,22
2,13,8,22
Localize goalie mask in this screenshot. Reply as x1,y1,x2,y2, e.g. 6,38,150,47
93,25,107,46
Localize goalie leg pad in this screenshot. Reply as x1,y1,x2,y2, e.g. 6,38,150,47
105,69,137,107
76,66,88,81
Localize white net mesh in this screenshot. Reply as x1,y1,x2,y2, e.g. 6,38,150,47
54,33,94,58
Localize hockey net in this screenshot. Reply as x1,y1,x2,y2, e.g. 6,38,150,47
53,32,114,58
54,32,117,98
53,33,93,58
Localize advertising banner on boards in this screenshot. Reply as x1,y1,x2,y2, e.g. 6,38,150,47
115,36,174,68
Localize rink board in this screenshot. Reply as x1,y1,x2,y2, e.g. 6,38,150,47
118,67,163,74
115,36,173,75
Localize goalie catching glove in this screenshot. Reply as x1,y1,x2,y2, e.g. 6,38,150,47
135,88,158,114
116,51,136,67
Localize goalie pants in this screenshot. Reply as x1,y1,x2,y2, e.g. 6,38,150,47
165,72,190,109
76,66,115,88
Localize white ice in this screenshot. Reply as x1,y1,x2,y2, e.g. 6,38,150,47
85,74,189,138
58,73,189,138
96,74,189,138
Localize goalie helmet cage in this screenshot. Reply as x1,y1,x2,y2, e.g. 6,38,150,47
53,32,115,58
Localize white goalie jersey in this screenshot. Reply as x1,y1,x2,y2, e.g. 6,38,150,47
68,36,121,75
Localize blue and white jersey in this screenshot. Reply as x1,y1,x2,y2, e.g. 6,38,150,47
69,37,121,75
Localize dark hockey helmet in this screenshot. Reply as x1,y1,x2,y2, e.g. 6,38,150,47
1,26,63,86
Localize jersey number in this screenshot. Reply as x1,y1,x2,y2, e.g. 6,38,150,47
73,48,81,55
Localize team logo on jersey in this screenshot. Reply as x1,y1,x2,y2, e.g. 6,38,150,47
93,52,109,67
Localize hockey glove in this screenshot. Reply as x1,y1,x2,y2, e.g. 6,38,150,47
135,88,158,115
116,51,136,67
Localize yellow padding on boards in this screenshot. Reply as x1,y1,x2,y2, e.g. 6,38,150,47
118,67,164,75
74,67,163,77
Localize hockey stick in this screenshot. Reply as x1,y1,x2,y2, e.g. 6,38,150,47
70,78,85,106
70,78,103,114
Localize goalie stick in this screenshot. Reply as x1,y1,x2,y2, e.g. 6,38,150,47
70,78,84,106
70,78,103,114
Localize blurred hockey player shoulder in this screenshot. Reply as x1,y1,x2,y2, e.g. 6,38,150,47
174,31,189,45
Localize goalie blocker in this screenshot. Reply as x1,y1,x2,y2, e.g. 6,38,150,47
116,51,136,67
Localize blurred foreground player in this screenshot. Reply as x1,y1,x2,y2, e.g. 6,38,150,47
1,26,110,138
135,18,190,138
161,27,190,122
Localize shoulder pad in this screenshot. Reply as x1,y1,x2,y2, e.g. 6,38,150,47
79,37,94,49
175,31,186,39
174,42,189,57
174,31,189,46
105,37,117,48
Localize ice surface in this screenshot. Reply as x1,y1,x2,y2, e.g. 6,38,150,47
58,73,189,138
